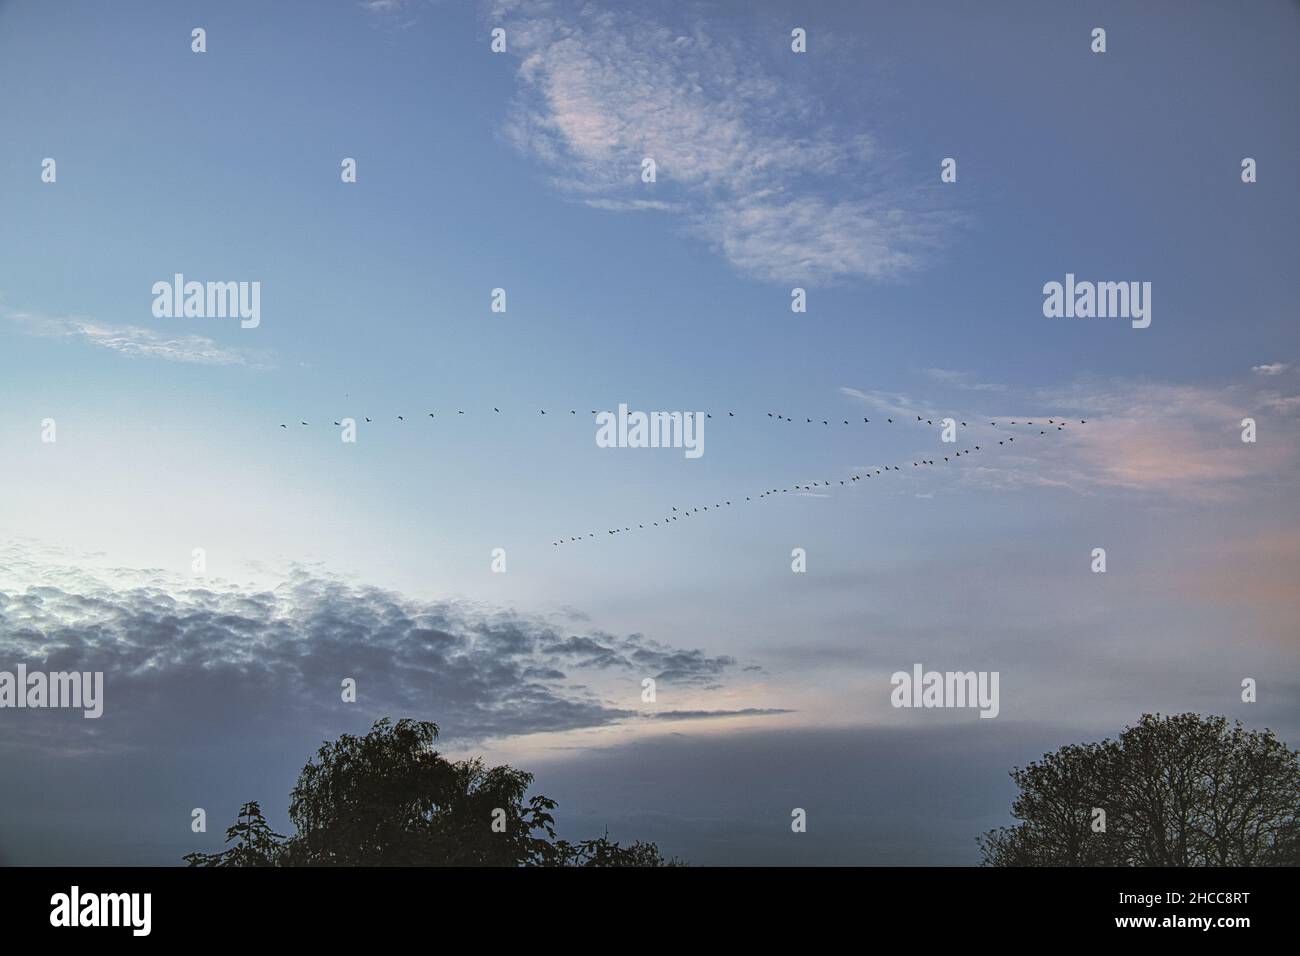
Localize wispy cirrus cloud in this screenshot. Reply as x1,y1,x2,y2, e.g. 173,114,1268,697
4,310,274,369
1260,392,1300,414
1026,380,1296,497
923,368,1008,392
358,0,423,30
840,376,1299,499
837,386,935,421
488,1,952,284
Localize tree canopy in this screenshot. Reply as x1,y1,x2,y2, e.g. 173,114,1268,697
185,718,680,867
979,713,1300,866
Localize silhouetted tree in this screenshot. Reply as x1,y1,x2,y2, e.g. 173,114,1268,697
186,718,678,867
549,830,684,867
980,713,1300,866
183,801,286,867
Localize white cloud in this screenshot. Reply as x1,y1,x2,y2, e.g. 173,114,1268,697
492,2,950,284
1005,380,1296,497
838,386,932,420
1252,362,1290,376
923,368,1008,392
583,198,680,213
1261,392,1300,413
840,377,1300,499
4,310,274,369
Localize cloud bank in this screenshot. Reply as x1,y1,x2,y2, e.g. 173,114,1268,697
0,546,744,754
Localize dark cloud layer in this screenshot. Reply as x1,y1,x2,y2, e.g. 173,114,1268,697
649,708,794,721
0,558,742,753
0,550,763,864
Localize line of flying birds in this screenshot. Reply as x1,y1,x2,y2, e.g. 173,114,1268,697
279,408,1085,430
548,417,1085,545
272,406,1086,545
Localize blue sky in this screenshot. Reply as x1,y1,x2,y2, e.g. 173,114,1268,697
1,0,1298,865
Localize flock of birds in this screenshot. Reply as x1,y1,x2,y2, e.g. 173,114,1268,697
275,406,1087,546
550,414,1083,545
279,408,1084,431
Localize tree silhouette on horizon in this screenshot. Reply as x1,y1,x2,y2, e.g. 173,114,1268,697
979,713,1300,866
185,718,681,867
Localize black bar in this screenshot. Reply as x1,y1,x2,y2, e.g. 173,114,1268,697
2,866,1283,940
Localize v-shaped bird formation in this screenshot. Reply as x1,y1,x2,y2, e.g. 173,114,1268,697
279,406,1083,433
549,417,1083,545
275,404,1086,546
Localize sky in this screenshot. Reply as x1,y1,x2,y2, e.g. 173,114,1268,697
1,0,1298,865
